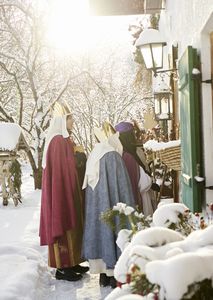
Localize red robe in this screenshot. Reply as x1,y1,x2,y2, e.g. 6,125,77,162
39,135,77,246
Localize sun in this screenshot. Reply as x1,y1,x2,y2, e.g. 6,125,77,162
45,0,92,54
44,0,133,56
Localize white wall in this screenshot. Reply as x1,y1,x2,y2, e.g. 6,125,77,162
159,0,213,204
159,0,213,56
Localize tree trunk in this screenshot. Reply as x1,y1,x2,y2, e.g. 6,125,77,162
33,167,42,189
23,144,43,190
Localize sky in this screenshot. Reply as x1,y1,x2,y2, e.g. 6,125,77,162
44,0,139,57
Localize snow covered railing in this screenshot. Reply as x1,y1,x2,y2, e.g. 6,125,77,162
144,140,181,171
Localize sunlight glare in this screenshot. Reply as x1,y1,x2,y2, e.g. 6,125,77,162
45,0,135,57
46,0,92,54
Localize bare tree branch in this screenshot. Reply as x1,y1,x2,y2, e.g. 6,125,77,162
0,102,14,122
0,61,24,125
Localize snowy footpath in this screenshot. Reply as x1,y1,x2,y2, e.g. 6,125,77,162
0,165,111,300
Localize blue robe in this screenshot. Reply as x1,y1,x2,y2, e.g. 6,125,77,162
82,151,135,270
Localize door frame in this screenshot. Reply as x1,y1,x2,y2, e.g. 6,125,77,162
200,12,213,205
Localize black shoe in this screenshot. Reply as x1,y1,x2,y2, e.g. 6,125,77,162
70,264,89,274
55,269,82,281
99,273,110,287
109,276,117,289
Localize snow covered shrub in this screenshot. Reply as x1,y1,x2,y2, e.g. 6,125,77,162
130,266,158,297
105,203,213,300
182,278,213,299
152,202,194,236
100,202,152,234
101,202,196,240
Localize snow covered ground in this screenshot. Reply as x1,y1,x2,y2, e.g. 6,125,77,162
0,164,112,300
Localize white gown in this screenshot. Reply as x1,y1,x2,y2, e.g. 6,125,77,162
138,167,154,217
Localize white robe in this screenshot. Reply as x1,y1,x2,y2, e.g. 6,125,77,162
138,167,154,217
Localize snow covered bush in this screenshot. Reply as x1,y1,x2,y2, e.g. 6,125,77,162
104,203,213,299
101,202,196,239
100,202,152,234
152,202,194,236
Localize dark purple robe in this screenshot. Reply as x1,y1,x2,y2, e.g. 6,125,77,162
122,151,142,210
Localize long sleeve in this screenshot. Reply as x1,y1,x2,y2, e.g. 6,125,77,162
138,166,152,193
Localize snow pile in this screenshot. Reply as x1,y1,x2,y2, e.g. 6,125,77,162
0,183,52,300
152,202,189,227
113,225,213,298
131,227,184,247
0,245,51,300
113,202,135,215
105,283,132,300
114,227,184,283
116,229,132,251
0,123,22,151
116,295,144,300
0,164,112,300
146,250,213,300
143,139,180,152
107,201,213,300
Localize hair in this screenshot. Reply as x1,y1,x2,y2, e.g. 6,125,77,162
119,130,150,174
119,130,136,154
66,114,73,120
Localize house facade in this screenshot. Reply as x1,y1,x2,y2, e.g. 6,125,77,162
157,0,213,210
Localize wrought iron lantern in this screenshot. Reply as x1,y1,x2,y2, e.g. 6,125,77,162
135,28,177,76
135,28,166,75
154,88,173,120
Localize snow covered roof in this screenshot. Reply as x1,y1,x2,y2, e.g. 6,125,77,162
0,123,22,151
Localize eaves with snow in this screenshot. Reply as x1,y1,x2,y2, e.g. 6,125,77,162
0,123,22,152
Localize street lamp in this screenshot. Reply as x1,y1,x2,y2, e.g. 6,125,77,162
135,28,177,76
154,79,173,120
154,89,173,121
153,79,173,139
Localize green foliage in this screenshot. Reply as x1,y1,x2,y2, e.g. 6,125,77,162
167,212,194,236
182,279,213,299
131,274,213,299
131,271,158,296
9,159,22,193
100,205,152,234
100,209,128,232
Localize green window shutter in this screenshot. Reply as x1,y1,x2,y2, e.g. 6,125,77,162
179,46,204,212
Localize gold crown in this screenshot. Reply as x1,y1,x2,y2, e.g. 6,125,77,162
102,121,116,137
51,101,71,117
94,121,115,142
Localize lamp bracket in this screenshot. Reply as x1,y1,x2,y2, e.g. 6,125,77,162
201,79,212,84
154,68,178,77
192,73,212,85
